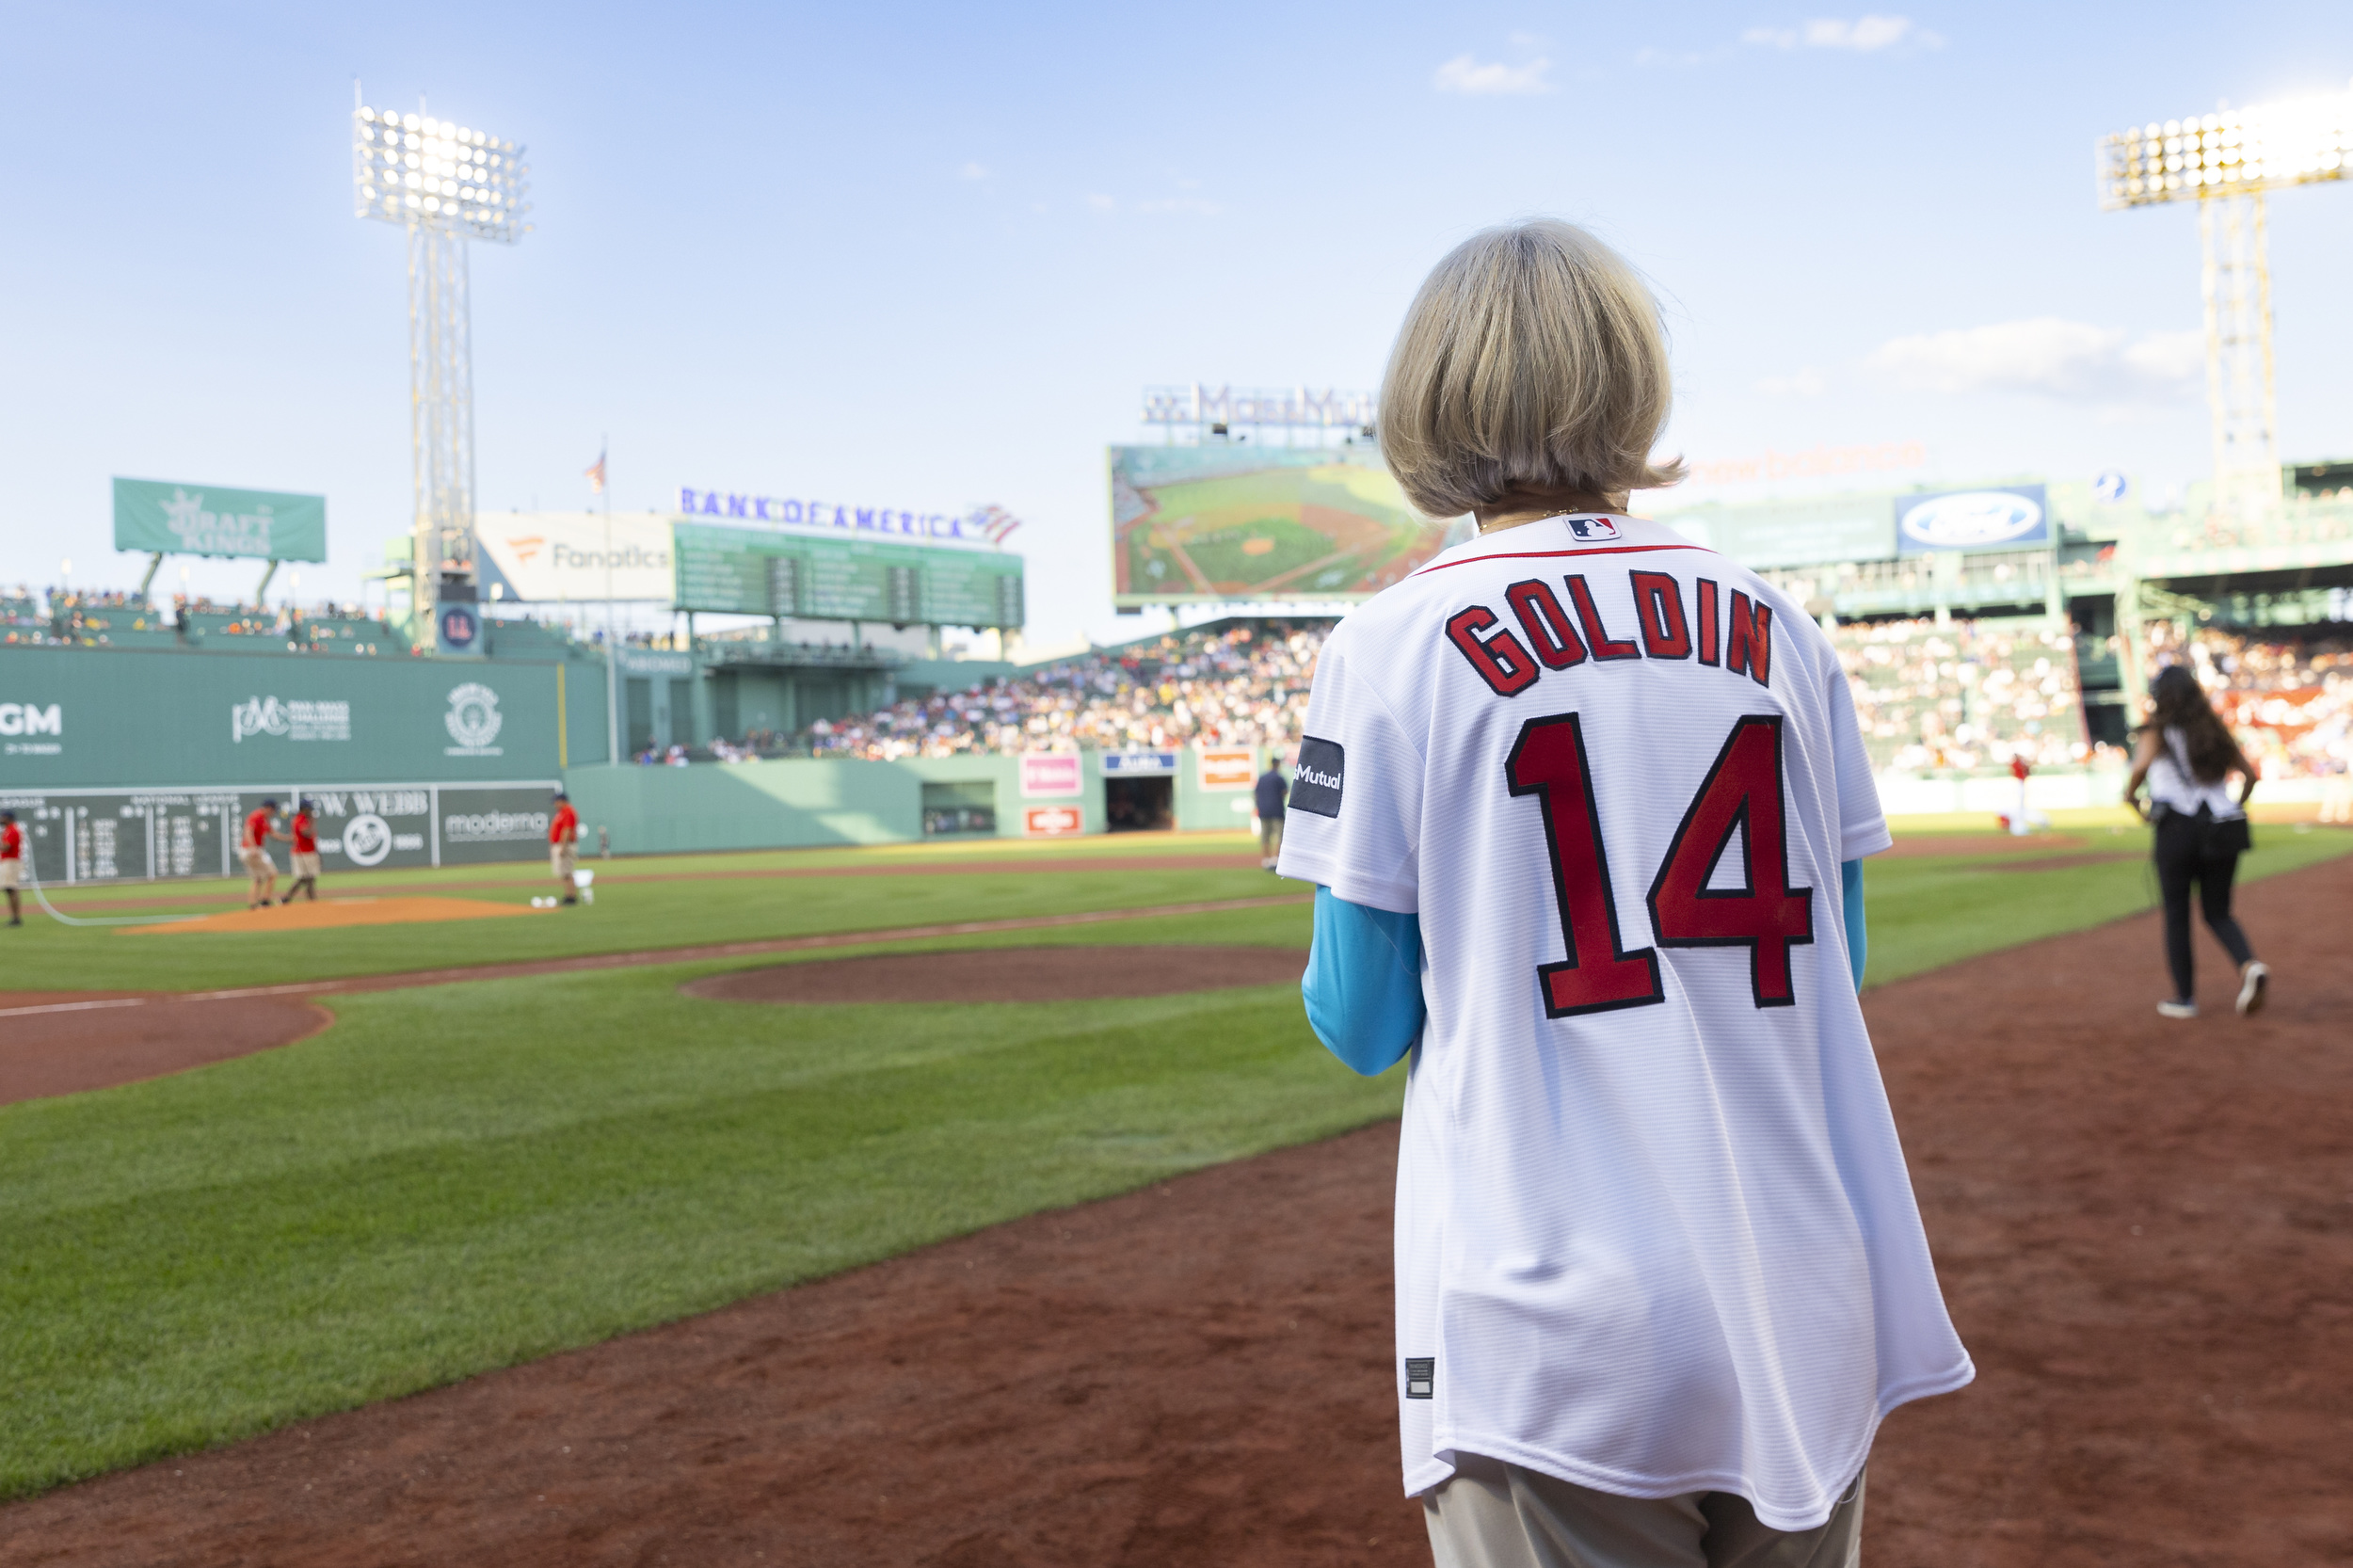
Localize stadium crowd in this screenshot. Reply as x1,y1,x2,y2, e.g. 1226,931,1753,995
2153,624,2352,780
798,621,1329,760
1828,616,2095,772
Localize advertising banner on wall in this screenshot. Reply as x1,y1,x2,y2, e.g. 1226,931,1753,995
1894,485,2050,554
1019,753,1083,797
474,513,678,601
1196,746,1257,790
112,478,328,562
243,787,433,873
1653,499,1897,569
437,785,563,866
1110,444,1448,606
1023,805,1083,837
0,646,563,790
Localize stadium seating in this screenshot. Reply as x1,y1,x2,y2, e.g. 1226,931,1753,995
2153,625,2353,780
1834,616,2089,772
798,620,1330,760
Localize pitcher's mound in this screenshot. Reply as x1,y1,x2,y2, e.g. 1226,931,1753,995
683,945,1306,1005
125,896,542,936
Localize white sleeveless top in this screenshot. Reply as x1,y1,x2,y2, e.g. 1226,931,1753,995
2147,726,2242,820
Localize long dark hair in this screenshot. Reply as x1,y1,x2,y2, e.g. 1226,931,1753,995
2147,664,2240,783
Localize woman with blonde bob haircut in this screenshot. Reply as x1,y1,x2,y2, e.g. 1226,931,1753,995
1380,219,1686,524
1280,220,1971,1568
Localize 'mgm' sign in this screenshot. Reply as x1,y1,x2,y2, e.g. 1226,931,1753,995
0,703,60,735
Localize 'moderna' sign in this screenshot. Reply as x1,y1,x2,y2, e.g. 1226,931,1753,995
0,703,60,735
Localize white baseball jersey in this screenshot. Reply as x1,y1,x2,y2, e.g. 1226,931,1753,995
1276,513,1972,1530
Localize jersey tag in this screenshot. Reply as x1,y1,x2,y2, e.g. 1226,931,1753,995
1404,1356,1434,1399
1291,737,1345,818
1563,515,1620,541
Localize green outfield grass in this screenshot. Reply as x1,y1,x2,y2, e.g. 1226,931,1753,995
1865,820,2353,987
3,824,2349,1498
8,834,1293,992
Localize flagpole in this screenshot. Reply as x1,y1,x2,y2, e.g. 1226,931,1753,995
600,438,618,764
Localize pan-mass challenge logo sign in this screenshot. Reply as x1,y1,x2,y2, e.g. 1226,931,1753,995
443,682,504,757
230,696,351,744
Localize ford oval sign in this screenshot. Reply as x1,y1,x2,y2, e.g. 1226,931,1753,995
1895,485,2048,553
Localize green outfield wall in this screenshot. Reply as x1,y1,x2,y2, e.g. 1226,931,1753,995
0,644,613,788
0,644,612,884
561,744,1276,855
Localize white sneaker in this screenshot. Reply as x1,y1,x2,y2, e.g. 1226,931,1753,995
2156,1000,2199,1019
2236,962,2269,1016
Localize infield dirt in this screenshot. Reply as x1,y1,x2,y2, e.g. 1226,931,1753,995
6,857,2348,1566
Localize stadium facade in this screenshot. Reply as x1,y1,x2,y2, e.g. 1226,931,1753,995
8,461,2348,883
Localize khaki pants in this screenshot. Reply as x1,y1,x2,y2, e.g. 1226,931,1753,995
1259,815,1285,862
1426,1456,1865,1568
291,852,322,879
552,843,578,888
240,847,276,880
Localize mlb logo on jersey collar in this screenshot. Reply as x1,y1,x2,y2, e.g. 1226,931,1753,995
1562,516,1620,541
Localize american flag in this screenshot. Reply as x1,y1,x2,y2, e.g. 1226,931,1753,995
584,447,607,494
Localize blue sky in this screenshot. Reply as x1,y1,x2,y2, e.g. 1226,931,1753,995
3,2,2350,648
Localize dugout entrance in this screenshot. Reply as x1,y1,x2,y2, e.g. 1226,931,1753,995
1104,776,1174,833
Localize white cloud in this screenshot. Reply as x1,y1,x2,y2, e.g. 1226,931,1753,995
1433,53,1554,95
1756,366,1828,397
957,161,989,181
1743,15,1942,51
1085,193,1115,213
1866,318,2201,402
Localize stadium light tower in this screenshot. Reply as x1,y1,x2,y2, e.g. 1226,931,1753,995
2097,87,2352,519
351,91,532,650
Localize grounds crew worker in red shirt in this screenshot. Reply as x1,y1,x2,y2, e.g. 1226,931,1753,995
550,791,581,905
283,798,323,904
240,799,286,909
1,809,23,927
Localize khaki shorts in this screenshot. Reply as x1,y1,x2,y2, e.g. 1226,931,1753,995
240,847,276,879
291,852,322,878
0,859,20,889
1426,1455,1865,1568
552,844,578,880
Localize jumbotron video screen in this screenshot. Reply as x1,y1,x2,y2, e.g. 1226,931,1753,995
1109,444,1449,606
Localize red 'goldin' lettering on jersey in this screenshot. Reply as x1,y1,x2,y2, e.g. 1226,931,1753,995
1446,568,1767,696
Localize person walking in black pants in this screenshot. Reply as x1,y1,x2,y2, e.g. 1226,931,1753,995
2122,664,2269,1019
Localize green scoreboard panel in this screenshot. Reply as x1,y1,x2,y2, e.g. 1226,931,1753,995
671,522,1024,629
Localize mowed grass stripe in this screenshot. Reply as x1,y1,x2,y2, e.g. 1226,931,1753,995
1,912,1399,1497
5,828,2350,1498
1865,824,2353,989
12,862,1294,994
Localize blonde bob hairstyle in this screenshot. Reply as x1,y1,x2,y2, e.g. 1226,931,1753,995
1378,220,1685,519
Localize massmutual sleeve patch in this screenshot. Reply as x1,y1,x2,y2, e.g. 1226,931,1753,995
1289,736,1345,818
1404,1357,1434,1399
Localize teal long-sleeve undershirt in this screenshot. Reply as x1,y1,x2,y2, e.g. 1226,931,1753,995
1302,862,1868,1078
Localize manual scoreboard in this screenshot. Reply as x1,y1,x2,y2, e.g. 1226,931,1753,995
672,522,1025,630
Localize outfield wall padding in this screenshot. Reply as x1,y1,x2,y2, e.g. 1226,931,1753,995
562,745,1275,854
0,643,605,788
